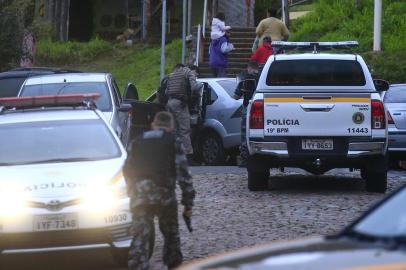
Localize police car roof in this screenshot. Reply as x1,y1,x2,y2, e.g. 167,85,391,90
0,109,100,125
24,73,108,85
273,53,358,61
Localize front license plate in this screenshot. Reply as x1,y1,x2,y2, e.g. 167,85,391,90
302,139,334,150
33,213,78,231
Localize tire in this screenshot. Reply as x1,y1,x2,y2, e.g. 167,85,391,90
365,171,387,193
201,132,225,165
112,233,154,266
247,169,269,191
360,169,367,180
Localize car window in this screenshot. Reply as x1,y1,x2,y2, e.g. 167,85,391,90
352,187,406,238
0,77,26,97
112,79,122,105
216,80,238,98
266,60,366,87
20,82,112,111
384,86,406,103
0,119,121,165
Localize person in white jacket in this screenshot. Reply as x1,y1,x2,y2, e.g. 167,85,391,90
210,12,231,40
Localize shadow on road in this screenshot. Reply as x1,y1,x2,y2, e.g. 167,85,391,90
267,173,365,192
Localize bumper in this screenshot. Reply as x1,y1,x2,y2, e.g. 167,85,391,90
0,199,132,253
388,129,406,154
249,141,386,157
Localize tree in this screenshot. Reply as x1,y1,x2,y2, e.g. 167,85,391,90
0,0,35,71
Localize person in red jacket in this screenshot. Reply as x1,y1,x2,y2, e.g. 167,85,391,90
250,36,273,65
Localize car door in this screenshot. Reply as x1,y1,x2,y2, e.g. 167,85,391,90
110,78,132,146
122,87,166,142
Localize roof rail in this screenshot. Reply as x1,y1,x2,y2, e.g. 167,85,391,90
11,67,83,74
0,93,100,113
272,41,359,54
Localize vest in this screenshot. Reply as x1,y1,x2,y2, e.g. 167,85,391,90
131,129,176,188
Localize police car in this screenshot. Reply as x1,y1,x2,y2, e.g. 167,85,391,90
246,42,389,192
0,94,131,264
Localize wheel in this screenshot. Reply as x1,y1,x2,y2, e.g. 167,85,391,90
360,169,367,180
112,232,155,266
200,132,225,165
363,157,388,193
247,169,269,191
111,248,129,267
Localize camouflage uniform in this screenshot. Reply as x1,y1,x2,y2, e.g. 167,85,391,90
166,66,201,155
123,129,195,270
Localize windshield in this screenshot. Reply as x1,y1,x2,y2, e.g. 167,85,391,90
216,80,238,98
0,119,121,165
267,59,366,87
20,82,112,111
351,187,406,238
384,86,406,103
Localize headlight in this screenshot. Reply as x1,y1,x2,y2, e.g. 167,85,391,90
81,171,128,212
0,186,28,217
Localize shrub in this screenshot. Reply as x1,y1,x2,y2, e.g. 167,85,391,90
36,37,112,65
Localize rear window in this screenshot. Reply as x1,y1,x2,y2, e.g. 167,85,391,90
266,59,366,86
216,80,237,98
0,77,26,97
21,82,112,111
384,86,406,103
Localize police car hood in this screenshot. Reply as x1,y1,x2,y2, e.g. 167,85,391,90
0,158,124,200
180,237,406,270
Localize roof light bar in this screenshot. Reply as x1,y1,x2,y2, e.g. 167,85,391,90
0,93,100,109
272,41,359,53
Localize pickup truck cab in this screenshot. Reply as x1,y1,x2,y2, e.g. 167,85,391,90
246,42,389,193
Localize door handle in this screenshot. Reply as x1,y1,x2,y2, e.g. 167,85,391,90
300,104,335,112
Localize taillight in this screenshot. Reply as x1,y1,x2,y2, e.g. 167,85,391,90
250,99,264,129
387,111,394,125
371,100,385,129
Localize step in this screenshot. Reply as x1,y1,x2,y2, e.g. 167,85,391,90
199,62,247,69
229,37,256,43
204,56,251,62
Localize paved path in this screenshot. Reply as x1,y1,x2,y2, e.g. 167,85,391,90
2,167,405,270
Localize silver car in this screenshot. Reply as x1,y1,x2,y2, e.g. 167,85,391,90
18,73,140,147
147,78,243,165
383,84,406,164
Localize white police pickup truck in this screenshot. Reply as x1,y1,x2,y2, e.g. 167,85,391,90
246,42,389,193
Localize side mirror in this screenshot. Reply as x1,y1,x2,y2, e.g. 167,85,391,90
123,83,139,101
373,79,389,92
118,103,132,112
243,79,257,92
203,83,212,105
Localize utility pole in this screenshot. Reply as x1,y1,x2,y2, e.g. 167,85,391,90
373,0,382,51
187,0,192,35
160,0,167,81
182,0,187,64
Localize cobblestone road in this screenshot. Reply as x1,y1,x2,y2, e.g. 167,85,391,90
2,168,405,270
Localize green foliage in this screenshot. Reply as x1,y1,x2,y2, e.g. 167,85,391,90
0,0,35,71
290,0,406,82
49,40,182,99
36,37,112,64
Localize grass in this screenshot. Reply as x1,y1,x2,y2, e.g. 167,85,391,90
290,3,315,12
290,0,406,83
37,40,182,99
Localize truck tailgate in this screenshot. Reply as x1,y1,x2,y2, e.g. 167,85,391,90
263,93,371,137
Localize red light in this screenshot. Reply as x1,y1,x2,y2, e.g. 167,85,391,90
0,93,101,108
371,100,385,129
250,99,264,129
387,111,394,125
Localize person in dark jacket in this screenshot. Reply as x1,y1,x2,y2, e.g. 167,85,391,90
233,61,259,166
251,36,273,65
209,31,234,77
124,111,195,270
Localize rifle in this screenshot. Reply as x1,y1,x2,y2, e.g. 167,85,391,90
183,212,193,233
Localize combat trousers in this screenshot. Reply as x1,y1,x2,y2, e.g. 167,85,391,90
167,98,193,154
240,106,248,162
128,203,183,270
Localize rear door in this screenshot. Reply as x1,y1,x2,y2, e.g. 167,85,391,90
264,93,372,137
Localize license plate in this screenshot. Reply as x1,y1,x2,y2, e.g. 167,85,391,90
33,213,78,231
302,139,334,150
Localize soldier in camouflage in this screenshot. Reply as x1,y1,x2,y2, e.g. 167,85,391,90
123,111,195,270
